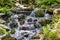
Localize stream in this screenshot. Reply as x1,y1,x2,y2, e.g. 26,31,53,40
7,8,52,40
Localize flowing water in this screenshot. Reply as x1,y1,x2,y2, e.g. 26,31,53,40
7,8,52,40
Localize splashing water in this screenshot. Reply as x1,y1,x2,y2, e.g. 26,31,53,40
7,8,52,40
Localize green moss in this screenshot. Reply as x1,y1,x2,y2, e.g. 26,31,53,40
0,7,9,13
20,20,25,25
35,10,44,17
2,34,16,40
0,29,6,35
10,29,15,34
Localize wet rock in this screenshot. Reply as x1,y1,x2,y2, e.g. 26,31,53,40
35,9,44,17
20,20,25,25
32,34,44,40
9,22,18,28
27,18,32,22
20,27,29,30
16,11,31,16
38,18,52,26
18,14,26,20
47,8,54,15
10,29,15,34
6,29,10,31
24,33,29,37
32,35,40,39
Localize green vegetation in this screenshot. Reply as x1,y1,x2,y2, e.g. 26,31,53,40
0,0,60,40
0,0,15,8
43,27,56,40
10,29,15,34
35,0,60,7
2,34,16,40
0,24,9,35
0,7,9,13
35,10,44,17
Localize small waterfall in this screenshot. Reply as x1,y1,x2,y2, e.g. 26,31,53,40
7,8,52,40
30,8,39,17
44,9,52,20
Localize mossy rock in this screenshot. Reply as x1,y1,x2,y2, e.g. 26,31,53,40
32,36,40,39
2,34,16,40
35,10,44,17
20,20,25,25
10,29,15,34
38,19,52,26
27,18,32,22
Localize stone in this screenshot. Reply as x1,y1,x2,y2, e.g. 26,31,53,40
53,8,60,17
0,19,6,24
10,29,15,34
35,9,44,17
38,18,52,26
32,34,44,40
0,13,5,16
47,8,54,15
51,4,60,8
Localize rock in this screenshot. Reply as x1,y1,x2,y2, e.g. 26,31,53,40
18,14,26,20
51,4,60,8
10,7,18,12
35,9,44,17
20,20,25,25
10,29,15,34
53,8,60,17
9,22,18,28
27,18,32,22
38,18,52,26
0,19,6,24
0,13,5,16
32,34,44,40
47,8,54,15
